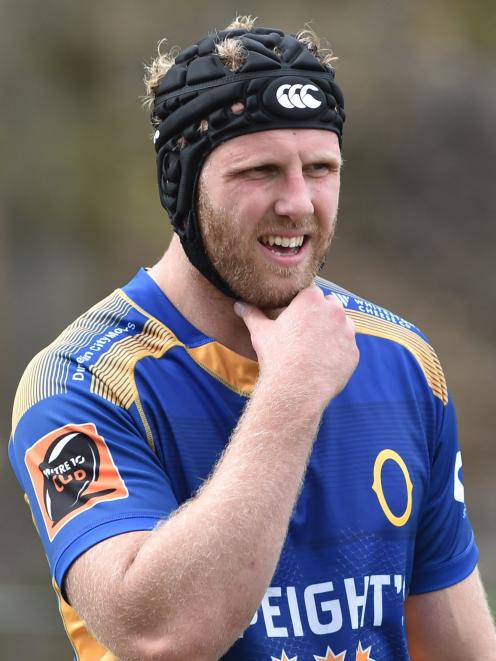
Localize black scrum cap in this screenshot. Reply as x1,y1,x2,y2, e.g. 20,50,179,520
152,26,345,297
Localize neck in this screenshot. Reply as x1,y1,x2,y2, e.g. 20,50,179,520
148,235,257,360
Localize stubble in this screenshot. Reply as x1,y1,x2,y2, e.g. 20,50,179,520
197,185,336,309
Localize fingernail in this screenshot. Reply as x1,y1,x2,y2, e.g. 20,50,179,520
234,301,245,316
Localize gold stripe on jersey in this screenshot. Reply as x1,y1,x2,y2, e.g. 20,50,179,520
347,309,448,404
90,317,183,450
90,318,180,407
11,292,132,433
54,581,118,660
188,341,259,396
119,289,259,397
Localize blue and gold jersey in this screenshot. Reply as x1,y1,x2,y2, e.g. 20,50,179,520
9,269,478,661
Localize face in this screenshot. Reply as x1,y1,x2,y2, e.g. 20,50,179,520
197,129,342,309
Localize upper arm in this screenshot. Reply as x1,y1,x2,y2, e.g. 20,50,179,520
406,566,496,660
64,530,150,630
409,393,478,594
9,387,178,599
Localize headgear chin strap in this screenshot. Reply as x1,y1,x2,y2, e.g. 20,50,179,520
152,26,345,297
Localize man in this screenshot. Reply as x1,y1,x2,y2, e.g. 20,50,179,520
9,17,495,661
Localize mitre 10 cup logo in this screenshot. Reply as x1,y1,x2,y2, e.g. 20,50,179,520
25,423,128,541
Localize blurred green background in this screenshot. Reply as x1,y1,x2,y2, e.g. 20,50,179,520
1,1,495,658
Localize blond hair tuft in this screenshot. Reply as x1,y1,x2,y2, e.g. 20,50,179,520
143,39,177,115
216,38,247,71
224,15,257,31
295,26,338,68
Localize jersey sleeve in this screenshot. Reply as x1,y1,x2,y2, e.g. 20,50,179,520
409,391,479,594
9,388,178,597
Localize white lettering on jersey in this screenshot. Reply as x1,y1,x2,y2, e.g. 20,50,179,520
261,587,288,637
245,574,406,640
454,450,465,503
305,582,343,635
286,586,304,636
344,576,370,629
370,575,391,626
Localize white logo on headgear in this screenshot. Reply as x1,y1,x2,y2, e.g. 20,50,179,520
276,83,322,109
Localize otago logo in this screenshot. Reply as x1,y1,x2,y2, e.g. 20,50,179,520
372,449,413,527
25,423,128,541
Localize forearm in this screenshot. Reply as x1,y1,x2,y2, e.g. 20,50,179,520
68,377,324,660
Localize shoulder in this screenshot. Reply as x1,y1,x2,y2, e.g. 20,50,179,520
316,276,448,405
316,275,422,335
12,287,183,435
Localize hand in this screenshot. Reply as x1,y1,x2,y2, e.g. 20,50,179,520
234,285,359,411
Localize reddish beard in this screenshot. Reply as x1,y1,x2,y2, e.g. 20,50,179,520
197,187,335,309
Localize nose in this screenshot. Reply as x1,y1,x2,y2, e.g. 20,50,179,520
273,171,314,220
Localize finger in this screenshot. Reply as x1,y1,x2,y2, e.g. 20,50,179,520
233,301,268,332
324,293,345,311
292,284,324,305
310,283,324,295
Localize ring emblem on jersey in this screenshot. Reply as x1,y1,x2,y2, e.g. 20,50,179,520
372,449,413,527
276,83,322,109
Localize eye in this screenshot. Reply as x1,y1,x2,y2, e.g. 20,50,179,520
305,162,339,176
252,164,277,172
244,164,278,178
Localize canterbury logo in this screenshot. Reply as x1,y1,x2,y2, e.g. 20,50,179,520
276,83,322,109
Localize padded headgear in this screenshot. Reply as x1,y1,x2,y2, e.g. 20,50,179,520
152,26,345,296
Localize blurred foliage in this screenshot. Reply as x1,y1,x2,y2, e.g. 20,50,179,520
1,1,494,658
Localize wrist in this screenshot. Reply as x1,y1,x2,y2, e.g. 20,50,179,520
252,374,328,422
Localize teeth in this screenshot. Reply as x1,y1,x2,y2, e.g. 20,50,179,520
260,235,304,248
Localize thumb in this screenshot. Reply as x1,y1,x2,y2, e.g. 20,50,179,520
233,301,269,333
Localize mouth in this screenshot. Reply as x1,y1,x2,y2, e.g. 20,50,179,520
258,233,308,257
